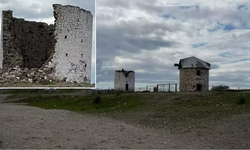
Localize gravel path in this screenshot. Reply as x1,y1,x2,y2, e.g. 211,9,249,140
0,102,204,149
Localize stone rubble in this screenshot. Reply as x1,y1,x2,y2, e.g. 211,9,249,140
0,66,57,84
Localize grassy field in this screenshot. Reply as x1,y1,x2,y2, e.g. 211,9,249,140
4,90,250,131
12,93,143,114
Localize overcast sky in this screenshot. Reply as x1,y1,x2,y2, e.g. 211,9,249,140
0,0,95,84
96,0,250,90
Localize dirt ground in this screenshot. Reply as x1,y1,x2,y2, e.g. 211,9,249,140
0,93,250,149
0,103,200,149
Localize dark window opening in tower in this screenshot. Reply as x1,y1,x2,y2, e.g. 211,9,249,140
197,70,201,76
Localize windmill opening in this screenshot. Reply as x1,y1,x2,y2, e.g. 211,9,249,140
197,84,202,91
197,70,201,76
125,84,129,91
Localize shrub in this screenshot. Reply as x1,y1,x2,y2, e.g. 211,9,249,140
211,85,229,91
93,96,102,104
238,97,246,105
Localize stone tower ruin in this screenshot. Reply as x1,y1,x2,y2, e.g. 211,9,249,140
0,4,93,86
114,68,135,91
174,56,211,92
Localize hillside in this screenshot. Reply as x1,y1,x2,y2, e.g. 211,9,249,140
2,90,250,148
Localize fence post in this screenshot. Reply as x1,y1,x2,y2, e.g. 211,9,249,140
168,84,170,92
175,84,177,92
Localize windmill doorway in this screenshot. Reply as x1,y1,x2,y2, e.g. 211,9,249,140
197,84,202,91
125,84,129,91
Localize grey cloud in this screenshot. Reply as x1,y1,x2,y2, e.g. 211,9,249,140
211,64,220,69
0,1,52,19
134,0,165,15
96,17,180,60
97,0,131,9
96,2,180,86
96,69,113,82
0,0,9,4
125,37,177,50
210,74,249,85
96,53,179,84
97,0,166,16
163,3,250,27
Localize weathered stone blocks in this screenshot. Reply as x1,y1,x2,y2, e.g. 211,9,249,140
47,4,93,84
175,56,210,92
180,68,209,92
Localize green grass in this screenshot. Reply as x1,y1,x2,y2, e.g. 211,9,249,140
129,91,250,132
154,92,250,120
16,93,143,114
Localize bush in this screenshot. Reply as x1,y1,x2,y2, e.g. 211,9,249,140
211,85,229,91
238,97,246,105
93,96,102,104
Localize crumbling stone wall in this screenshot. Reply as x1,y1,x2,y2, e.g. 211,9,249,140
46,4,93,83
1,11,55,70
1,11,22,69
114,69,135,91
0,4,93,86
180,68,209,92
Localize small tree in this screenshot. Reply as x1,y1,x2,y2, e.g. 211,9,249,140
211,85,229,91
93,96,102,104
238,97,246,105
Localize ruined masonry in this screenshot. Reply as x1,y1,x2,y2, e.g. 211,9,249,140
114,68,135,91
174,56,211,92
0,4,93,85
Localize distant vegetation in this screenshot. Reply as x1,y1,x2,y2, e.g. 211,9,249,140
93,96,102,104
211,85,230,91
238,97,247,105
